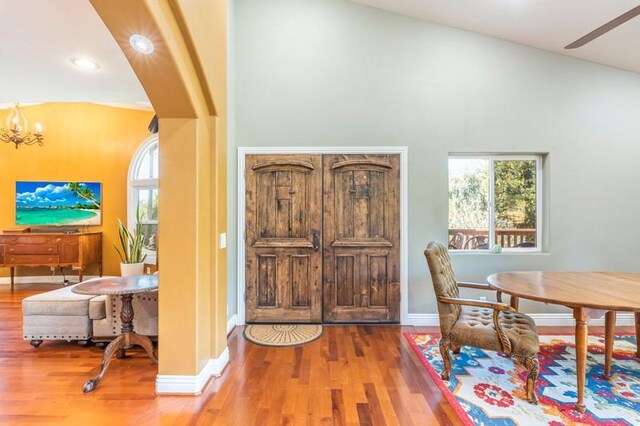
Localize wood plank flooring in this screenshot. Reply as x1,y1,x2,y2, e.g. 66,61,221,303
0,283,630,425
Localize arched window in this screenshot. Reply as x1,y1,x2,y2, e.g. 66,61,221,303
128,134,158,263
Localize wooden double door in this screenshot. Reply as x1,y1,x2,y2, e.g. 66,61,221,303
245,154,400,324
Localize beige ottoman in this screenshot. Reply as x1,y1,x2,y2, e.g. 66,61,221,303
22,284,94,348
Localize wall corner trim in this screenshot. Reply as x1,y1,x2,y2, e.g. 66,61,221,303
155,346,230,394
227,314,238,336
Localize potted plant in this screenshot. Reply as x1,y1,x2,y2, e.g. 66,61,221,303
114,207,147,276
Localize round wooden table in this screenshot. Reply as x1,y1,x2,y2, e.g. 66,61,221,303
72,275,158,393
487,271,640,413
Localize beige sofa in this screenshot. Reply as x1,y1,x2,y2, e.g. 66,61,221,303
22,279,158,347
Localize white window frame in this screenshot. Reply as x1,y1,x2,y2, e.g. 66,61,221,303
448,154,543,253
128,134,159,264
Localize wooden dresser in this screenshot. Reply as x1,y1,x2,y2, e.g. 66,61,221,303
0,232,102,290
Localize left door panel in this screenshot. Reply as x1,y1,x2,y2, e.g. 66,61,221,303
245,154,323,323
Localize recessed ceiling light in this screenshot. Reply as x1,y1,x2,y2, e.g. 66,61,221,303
129,34,154,55
71,58,100,70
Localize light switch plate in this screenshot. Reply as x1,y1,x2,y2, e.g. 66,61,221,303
220,233,227,249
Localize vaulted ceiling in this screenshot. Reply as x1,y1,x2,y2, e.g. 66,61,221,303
1,0,639,109
351,0,640,74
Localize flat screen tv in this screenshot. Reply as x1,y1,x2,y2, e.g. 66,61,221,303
16,181,102,226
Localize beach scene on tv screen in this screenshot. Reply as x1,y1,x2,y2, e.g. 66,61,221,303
16,182,101,226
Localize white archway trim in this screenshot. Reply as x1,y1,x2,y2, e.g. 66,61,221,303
128,133,159,264
237,146,409,325
127,133,159,183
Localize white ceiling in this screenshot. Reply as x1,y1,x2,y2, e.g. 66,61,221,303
1,0,639,109
0,0,149,107
351,0,640,74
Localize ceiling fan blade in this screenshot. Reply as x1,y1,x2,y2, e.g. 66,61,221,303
565,5,640,49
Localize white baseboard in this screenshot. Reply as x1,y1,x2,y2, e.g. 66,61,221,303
406,314,440,326
406,313,637,327
156,346,230,394
0,275,99,285
227,314,238,336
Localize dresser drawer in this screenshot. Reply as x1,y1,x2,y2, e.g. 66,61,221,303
6,244,58,255
5,254,59,265
15,235,49,244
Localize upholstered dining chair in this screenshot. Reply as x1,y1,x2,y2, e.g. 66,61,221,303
424,241,540,404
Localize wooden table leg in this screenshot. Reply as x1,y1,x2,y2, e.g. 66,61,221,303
574,307,588,413
510,295,520,310
10,267,14,292
82,293,157,393
604,311,615,379
83,334,125,392
129,332,158,363
635,312,640,358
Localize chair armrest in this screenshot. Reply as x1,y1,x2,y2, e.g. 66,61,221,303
440,297,515,355
457,281,493,290
439,297,515,312
457,282,504,303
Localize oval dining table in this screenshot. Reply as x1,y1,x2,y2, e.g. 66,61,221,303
487,271,640,413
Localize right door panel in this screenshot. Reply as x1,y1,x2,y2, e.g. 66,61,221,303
323,154,400,323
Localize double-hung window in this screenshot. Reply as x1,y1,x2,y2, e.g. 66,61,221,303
128,135,159,263
448,154,542,252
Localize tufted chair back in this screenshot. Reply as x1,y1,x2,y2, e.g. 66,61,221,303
425,241,461,336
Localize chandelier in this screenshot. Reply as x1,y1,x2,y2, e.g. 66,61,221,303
0,104,44,149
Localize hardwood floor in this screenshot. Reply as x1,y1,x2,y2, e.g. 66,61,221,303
0,284,631,425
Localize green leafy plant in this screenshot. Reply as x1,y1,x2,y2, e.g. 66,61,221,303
67,182,101,209
113,207,147,264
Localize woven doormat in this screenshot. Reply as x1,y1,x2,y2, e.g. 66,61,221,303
243,324,322,347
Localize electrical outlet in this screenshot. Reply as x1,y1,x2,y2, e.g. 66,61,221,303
50,266,55,272
219,233,227,249
479,296,487,301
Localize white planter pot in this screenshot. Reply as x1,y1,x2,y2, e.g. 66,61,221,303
120,262,144,277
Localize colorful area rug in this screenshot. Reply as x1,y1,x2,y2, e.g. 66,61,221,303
244,324,322,347
405,333,640,425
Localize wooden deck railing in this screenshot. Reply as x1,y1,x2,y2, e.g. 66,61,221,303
448,228,536,249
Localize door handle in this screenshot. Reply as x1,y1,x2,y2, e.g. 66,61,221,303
312,230,320,251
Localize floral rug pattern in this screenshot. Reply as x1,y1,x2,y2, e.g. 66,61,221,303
405,333,640,425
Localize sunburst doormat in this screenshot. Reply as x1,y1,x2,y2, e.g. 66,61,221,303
405,333,640,425
244,324,322,347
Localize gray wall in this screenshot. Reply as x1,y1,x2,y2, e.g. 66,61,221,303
228,0,640,318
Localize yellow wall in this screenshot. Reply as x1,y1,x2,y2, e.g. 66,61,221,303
0,103,154,277
90,0,227,383
174,0,229,367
